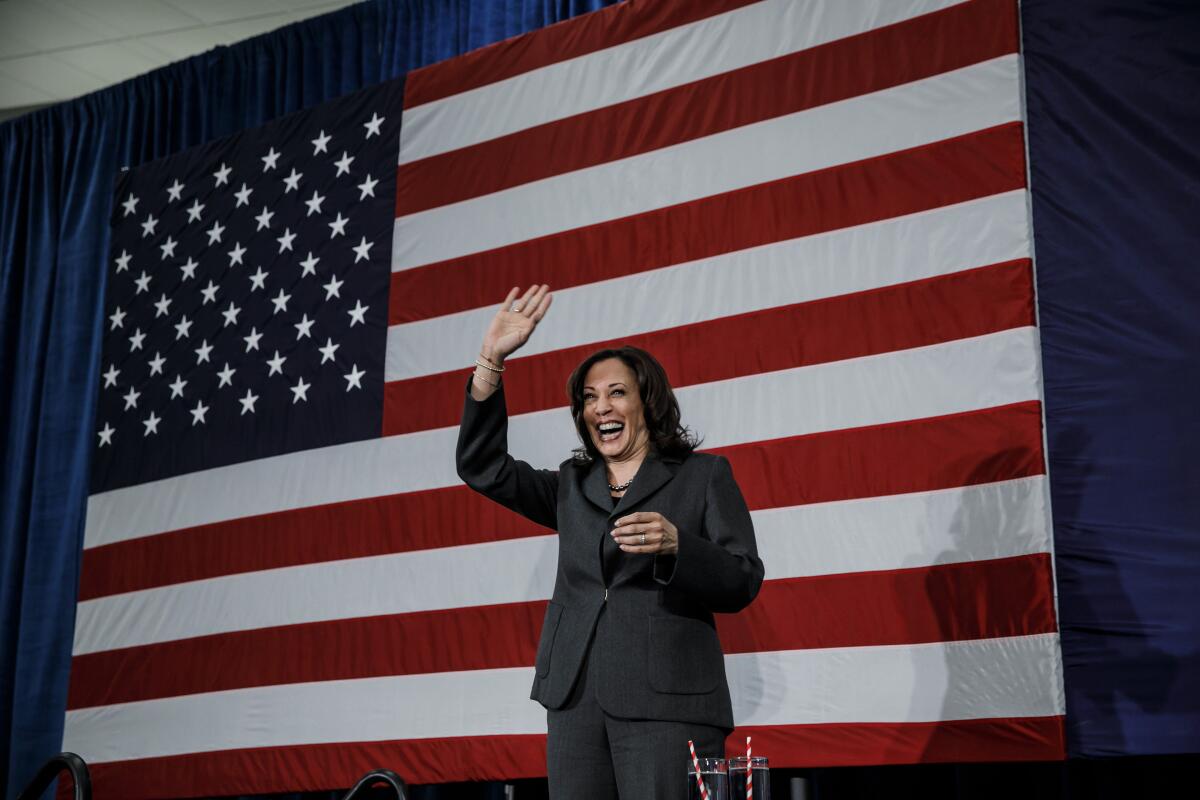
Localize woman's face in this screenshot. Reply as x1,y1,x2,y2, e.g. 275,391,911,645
581,358,650,465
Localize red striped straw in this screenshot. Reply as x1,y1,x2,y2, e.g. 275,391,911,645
688,740,709,800
746,736,753,800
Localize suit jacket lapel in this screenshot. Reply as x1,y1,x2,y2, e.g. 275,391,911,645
612,453,677,518
582,459,613,513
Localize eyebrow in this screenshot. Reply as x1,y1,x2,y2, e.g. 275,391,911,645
583,382,627,391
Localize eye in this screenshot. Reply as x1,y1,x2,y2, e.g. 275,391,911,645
582,393,596,402
612,389,624,397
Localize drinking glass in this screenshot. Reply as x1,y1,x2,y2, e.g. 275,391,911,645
728,756,770,800
687,756,729,800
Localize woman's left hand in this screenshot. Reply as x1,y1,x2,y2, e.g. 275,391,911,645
612,512,679,555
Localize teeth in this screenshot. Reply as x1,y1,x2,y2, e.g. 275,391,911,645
598,422,623,431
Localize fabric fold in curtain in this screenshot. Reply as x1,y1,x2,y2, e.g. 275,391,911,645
0,1,614,795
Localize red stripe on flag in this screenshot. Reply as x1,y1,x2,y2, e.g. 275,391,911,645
69,554,1051,708
398,0,1018,214
79,400,1043,602
384,259,1036,436
403,0,762,108
71,734,549,800
389,122,1027,324
69,715,1067,799
728,717,1067,768
726,401,1045,510
78,485,552,601
68,601,547,709
718,554,1058,655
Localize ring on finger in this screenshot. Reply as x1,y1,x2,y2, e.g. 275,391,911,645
640,533,646,545
510,302,523,312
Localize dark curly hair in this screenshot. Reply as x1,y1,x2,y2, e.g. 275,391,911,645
566,346,700,463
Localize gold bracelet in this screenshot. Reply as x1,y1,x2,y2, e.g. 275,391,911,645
478,352,505,370
472,366,500,388
474,358,505,373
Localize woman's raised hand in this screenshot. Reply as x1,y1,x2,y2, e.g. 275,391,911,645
481,285,552,364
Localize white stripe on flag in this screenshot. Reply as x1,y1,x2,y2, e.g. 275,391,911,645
74,475,1050,655
393,55,1020,271
399,0,969,160
85,328,1041,550
386,191,1031,381
62,633,1062,764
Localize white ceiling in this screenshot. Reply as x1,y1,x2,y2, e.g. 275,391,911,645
0,0,362,122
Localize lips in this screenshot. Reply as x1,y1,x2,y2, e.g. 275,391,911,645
597,421,624,442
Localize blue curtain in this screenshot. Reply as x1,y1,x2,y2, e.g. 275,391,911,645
1021,0,1200,758
0,1,614,796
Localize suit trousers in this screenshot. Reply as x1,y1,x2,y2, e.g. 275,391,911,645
546,620,728,800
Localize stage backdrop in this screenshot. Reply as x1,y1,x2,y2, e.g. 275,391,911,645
61,0,1066,795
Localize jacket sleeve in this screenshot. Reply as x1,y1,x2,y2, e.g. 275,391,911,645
653,455,764,613
455,379,559,531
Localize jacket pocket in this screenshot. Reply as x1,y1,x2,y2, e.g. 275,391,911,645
647,616,722,695
534,602,564,678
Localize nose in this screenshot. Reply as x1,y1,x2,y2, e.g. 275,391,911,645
595,396,612,415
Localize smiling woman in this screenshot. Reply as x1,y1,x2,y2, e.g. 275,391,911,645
456,285,764,799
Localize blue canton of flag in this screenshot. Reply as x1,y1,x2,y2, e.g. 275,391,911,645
92,81,404,493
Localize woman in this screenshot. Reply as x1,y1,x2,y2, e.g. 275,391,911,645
457,285,764,799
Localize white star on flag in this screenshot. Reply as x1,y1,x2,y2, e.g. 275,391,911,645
234,183,253,207
318,338,339,364
255,207,274,230
186,199,204,223
140,215,157,237
143,412,162,436
121,195,138,216
333,151,354,176
228,242,247,266
194,340,213,364
352,237,373,262
357,175,378,200
102,364,120,387
299,252,319,277
294,314,314,339
348,300,368,327
122,387,140,410
328,213,348,238
304,192,325,216
248,267,268,291
216,363,236,388
243,327,263,352
174,316,192,339
190,400,209,426
261,147,281,171
271,289,291,314
148,352,165,376
134,271,151,294
282,168,302,192
363,113,384,138
343,364,365,391
159,236,177,258
97,423,114,447
322,276,343,300
153,294,172,317
114,250,131,272
180,258,199,280
207,221,225,245
200,281,219,304
239,389,258,415
311,130,331,154
266,351,286,376
108,307,126,330
277,228,296,252
129,328,146,351
166,180,184,202
221,303,241,327
168,375,188,398
213,163,232,186
291,377,311,403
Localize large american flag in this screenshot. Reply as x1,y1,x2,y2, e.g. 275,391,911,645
66,0,1065,796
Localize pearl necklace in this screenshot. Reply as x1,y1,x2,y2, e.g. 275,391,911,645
607,474,636,492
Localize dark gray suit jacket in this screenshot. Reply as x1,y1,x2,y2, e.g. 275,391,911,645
456,384,764,730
